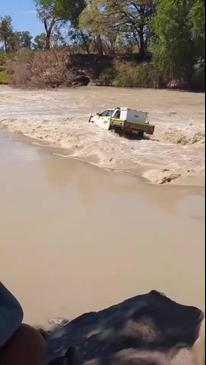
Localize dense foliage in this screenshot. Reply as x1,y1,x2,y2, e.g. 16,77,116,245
0,0,205,89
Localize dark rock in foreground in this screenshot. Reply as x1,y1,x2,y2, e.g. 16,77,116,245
47,291,203,364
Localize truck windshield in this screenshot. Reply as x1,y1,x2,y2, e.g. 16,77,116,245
100,110,114,117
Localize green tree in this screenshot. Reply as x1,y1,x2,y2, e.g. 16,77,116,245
0,16,13,52
0,17,33,52
33,33,47,49
151,0,205,85
80,0,124,55
7,32,19,51
110,0,155,56
55,0,86,27
34,0,62,49
80,0,155,56
34,0,86,49
16,31,33,49
188,0,205,88
189,0,205,61
33,27,65,49
55,0,89,53
79,1,113,55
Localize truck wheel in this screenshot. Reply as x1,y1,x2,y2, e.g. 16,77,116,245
127,131,133,139
138,131,144,139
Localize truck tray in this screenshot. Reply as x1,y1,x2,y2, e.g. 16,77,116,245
111,118,155,135
126,121,155,135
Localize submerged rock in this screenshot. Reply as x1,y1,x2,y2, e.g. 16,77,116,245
46,291,203,364
143,169,181,184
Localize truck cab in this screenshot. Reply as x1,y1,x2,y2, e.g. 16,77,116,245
89,109,115,130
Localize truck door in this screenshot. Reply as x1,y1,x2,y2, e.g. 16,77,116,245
97,110,113,130
113,108,121,119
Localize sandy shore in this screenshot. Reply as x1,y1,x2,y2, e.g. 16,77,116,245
0,86,205,185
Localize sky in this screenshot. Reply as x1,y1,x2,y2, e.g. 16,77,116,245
0,0,44,37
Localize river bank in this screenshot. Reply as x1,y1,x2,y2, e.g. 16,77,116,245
0,86,205,186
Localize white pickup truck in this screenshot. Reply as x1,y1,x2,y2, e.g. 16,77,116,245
89,107,155,137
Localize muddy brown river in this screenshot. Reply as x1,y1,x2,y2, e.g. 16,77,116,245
0,129,204,325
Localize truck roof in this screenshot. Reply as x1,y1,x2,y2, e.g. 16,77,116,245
101,107,138,111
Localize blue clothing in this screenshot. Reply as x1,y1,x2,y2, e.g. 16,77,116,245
0,282,23,348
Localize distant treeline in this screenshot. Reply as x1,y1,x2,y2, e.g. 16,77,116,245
0,0,205,90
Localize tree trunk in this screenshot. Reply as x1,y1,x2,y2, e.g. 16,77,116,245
44,17,56,50
95,34,103,56
138,26,146,59
45,32,51,50
80,31,90,54
4,37,8,53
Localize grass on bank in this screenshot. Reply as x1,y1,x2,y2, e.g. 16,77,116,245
0,70,11,84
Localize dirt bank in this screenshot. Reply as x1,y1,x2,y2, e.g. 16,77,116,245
0,86,205,185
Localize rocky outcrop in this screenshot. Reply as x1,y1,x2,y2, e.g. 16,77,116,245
72,75,90,86
46,291,203,365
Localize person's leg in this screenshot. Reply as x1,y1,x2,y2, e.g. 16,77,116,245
0,324,46,365
0,282,23,348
